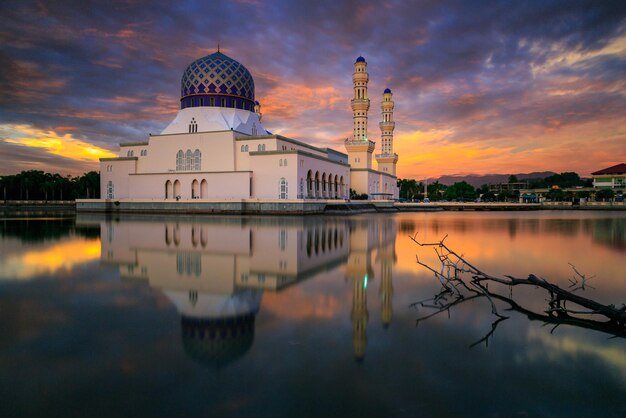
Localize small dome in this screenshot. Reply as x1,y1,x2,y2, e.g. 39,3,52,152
355,56,366,63
384,88,392,94
180,51,256,110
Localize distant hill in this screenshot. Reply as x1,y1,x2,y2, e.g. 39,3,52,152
426,172,556,188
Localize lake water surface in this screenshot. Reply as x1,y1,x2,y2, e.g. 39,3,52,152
1,211,625,417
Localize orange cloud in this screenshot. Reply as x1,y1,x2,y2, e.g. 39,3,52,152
1,123,116,163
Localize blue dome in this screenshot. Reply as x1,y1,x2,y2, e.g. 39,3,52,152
355,56,365,63
384,88,392,94
180,51,256,110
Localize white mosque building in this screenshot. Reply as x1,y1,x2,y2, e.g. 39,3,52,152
99,50,398,203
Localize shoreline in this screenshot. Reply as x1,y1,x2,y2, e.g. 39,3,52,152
2,200,624,215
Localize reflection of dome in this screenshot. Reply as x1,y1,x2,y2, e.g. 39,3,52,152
181,313,255,369
180,51,256,110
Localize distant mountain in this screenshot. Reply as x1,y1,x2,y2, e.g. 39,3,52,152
425,172,556,188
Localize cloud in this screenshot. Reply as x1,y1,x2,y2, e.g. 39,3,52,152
0,124,115,175
0,0,624,177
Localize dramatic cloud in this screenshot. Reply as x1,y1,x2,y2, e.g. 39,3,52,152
0,0,624,178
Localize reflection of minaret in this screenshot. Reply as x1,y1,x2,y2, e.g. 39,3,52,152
378,219,397,329
346,220,376,361
351,273,369,362
379,259,393,329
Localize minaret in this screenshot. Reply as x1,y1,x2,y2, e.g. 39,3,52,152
254,100,262,121
375,88,398,176
345,56,375,170
352,56,369,142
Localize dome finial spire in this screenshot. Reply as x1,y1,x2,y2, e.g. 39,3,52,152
217,43,220,53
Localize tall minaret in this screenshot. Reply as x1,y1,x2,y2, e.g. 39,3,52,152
352,56,369,141
375,88,398,176
345,56,375,171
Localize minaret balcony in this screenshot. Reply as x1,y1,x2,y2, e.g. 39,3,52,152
351,99,370,110
352,72,369,82
379,121,395,130
375,153,398,163
345,138,376,153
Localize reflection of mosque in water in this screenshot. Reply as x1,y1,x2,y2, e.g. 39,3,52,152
96,215,396,367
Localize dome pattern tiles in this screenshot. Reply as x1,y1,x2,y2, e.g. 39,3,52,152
181,52,255,101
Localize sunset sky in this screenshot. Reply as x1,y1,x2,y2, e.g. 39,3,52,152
0,0,624,179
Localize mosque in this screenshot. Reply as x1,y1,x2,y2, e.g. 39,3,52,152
99,50,399,202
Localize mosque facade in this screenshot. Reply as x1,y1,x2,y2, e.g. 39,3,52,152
99,51,398,202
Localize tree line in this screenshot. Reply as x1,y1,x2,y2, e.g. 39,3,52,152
0,170,100,201
397,172,617,202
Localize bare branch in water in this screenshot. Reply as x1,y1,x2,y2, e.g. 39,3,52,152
410,234,626,346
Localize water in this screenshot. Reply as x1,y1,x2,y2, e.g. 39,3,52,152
1,211,624,417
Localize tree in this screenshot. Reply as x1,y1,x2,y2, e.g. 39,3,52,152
427,181,446,201
508,175,518,183
545,188,565,202
349,188,368,200
595,188,615,201
443,181,476,201
481,191,496,202
410,234,626,345
0,170,100,200
397,179,420,200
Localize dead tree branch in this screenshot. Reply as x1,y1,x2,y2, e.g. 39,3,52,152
410,232,626,345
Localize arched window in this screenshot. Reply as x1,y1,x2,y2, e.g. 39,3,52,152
165,180,172,199
189,118,197,133
185,149,192,171
244,144,249,152
193,149,201,170
241,145,245,152
176,150,184,171
191,179,199,199
279,178,288,199
283,159,287,166
279,159,283,167
258,144,263,151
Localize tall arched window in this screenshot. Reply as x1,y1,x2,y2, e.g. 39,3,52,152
279,178,288,199
244,144,249,152
193,149,201,170
185,149,192,171
258,144,263,151
106,181,114,199
165,180,172,199
176,150,184,171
